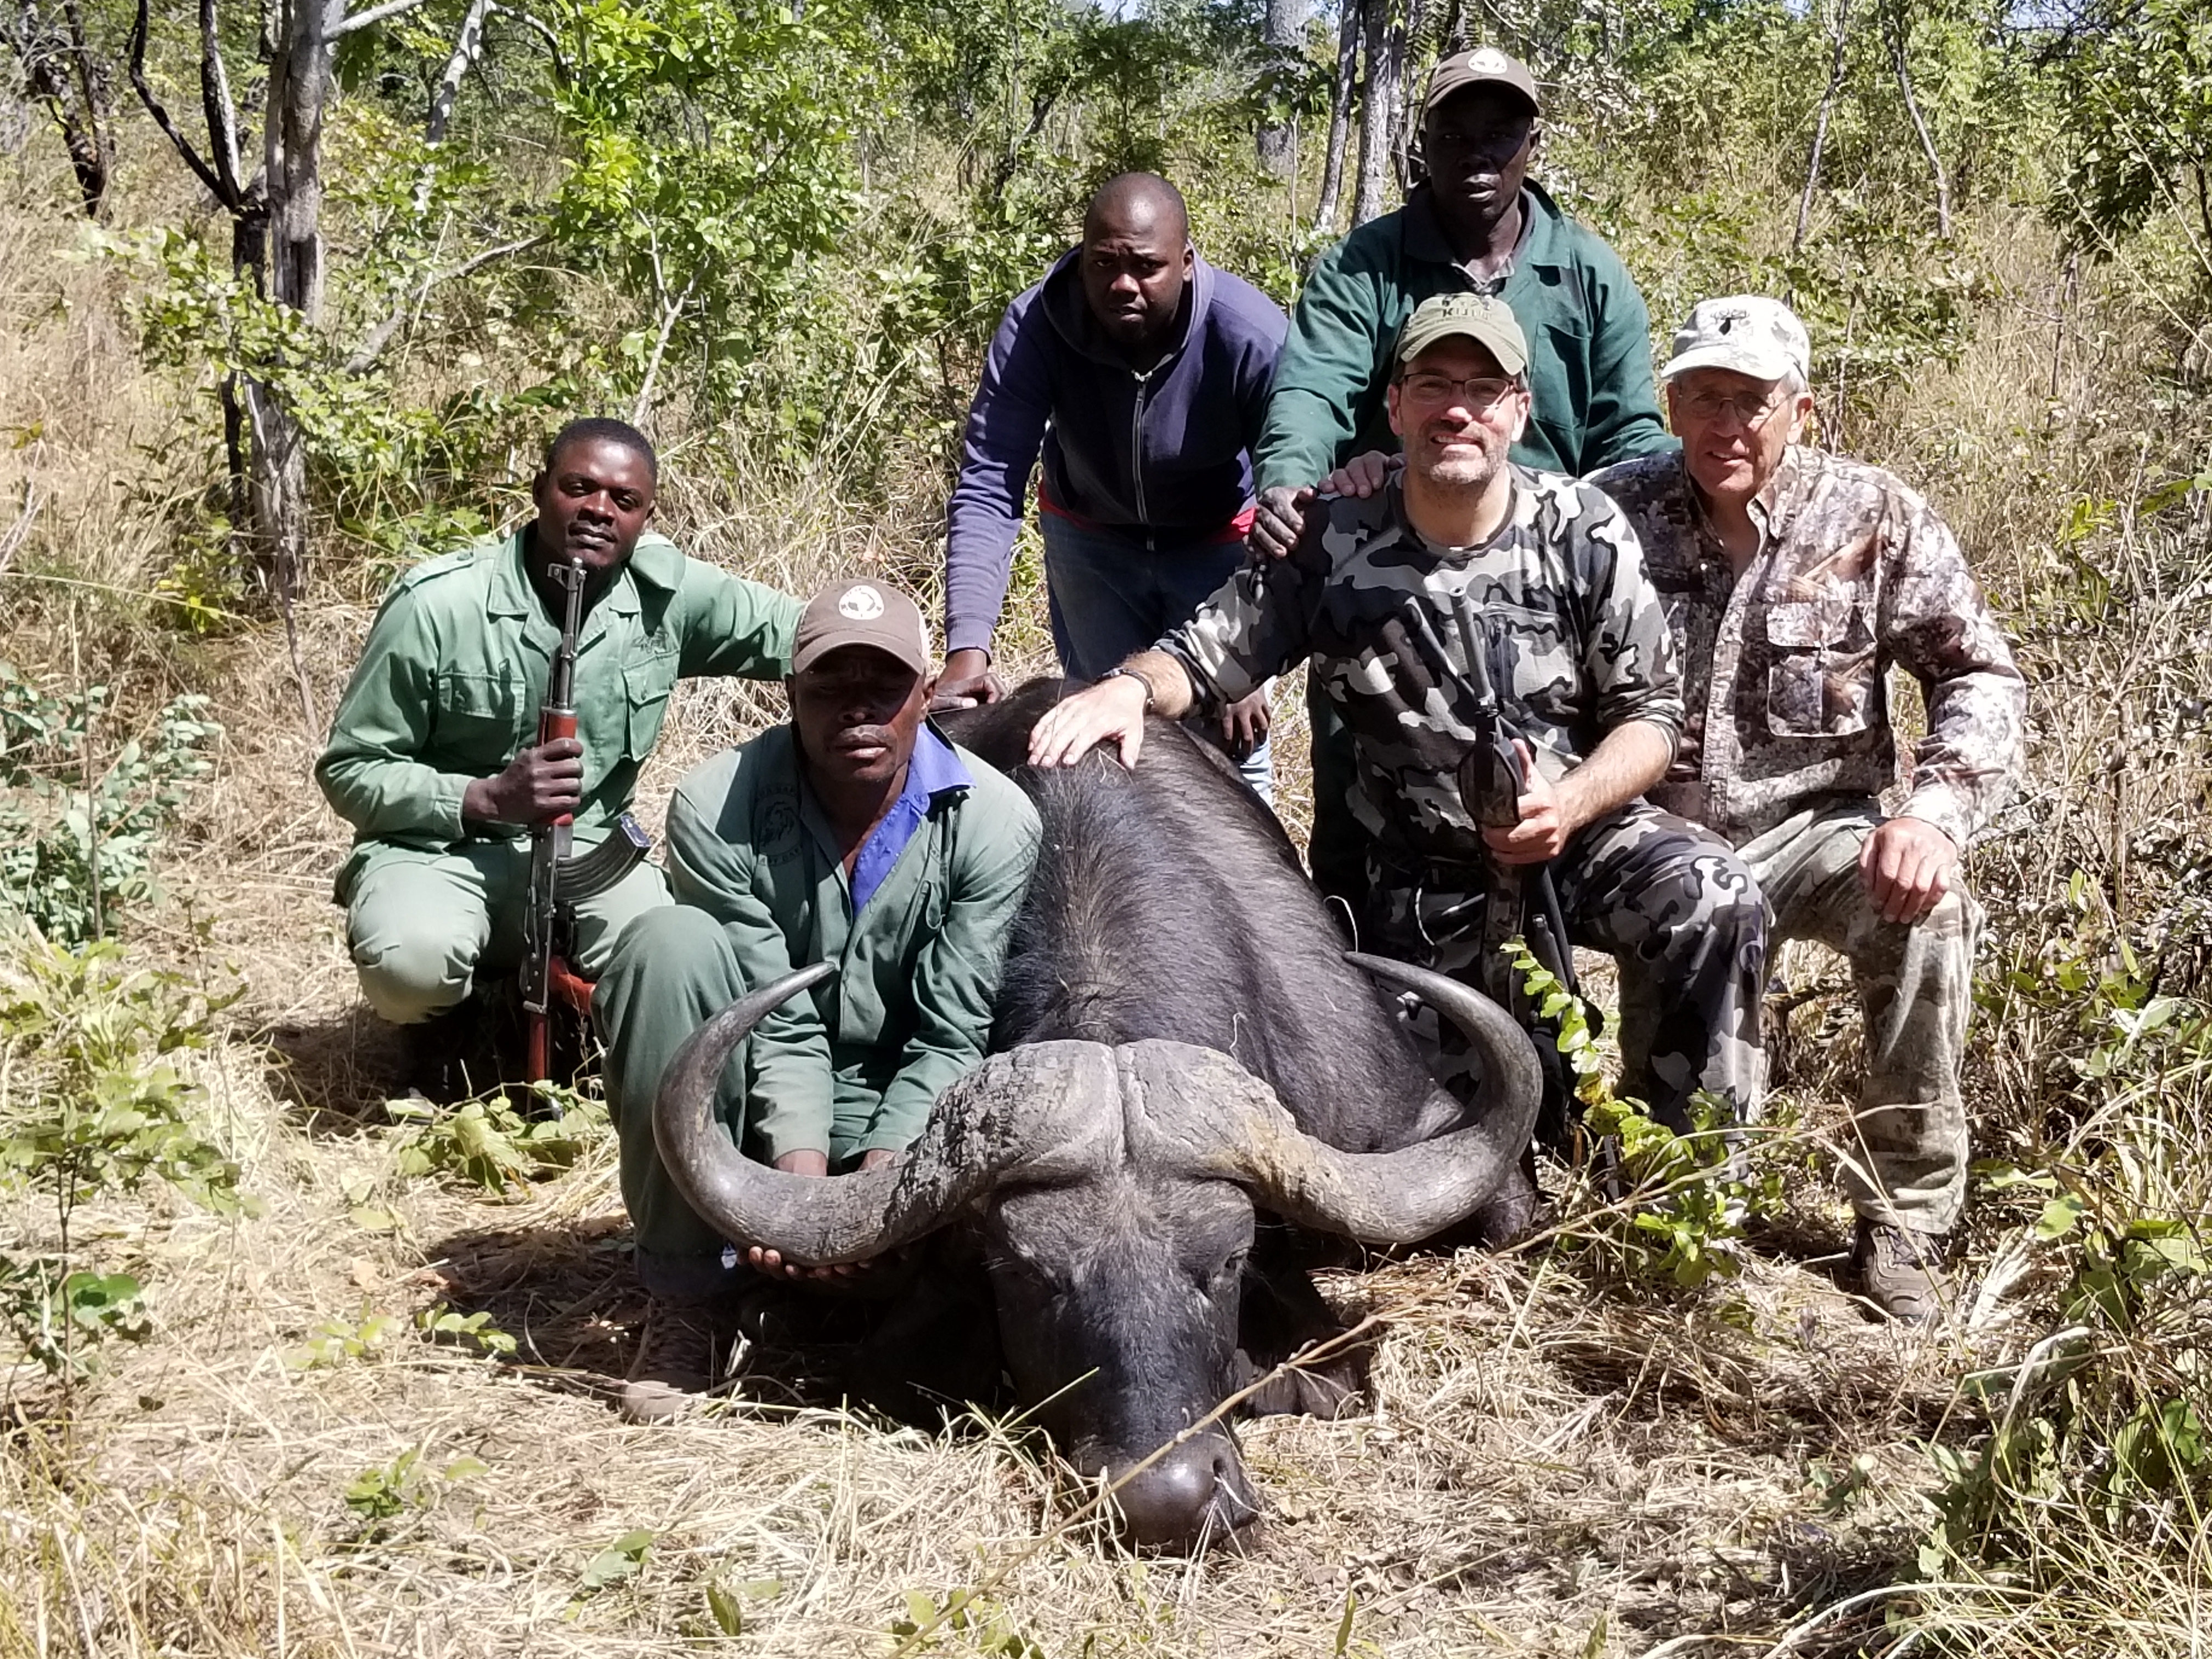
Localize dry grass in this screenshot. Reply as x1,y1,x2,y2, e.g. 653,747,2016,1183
3,128,2210,1659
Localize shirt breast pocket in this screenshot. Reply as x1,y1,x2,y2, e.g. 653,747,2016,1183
1763,598,1874,738
1486,602,1575,706
435,670,519,744
624,652,678,760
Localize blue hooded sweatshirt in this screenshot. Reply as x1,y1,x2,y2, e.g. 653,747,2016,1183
943,246,1288,657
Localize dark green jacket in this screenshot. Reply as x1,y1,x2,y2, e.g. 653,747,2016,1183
665,726,1041,1161
1255,182,1674,492
317,529,799,895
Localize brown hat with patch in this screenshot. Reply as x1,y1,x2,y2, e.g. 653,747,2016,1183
791,578,933,676
1421,46,1542,119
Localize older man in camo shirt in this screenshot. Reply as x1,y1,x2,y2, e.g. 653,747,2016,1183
1029,293,1769,1229
1592,296,2026,1322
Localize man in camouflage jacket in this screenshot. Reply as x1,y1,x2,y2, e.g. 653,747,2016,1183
1592,296,2027,1321
1030,293,1768,1152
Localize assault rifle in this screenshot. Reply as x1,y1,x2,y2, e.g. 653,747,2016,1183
520,557,651,1082
1448,594,1612,1188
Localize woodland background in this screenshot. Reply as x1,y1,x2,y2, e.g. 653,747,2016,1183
2,0,2210,1654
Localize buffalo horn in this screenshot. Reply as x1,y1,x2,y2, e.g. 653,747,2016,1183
651,967,1088,1267
1204,953,1541,1244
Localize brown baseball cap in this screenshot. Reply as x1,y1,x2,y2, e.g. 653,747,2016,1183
791,577,933,676
1422,46,1542,119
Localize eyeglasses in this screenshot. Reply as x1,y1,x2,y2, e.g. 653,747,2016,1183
1397,373,1522,409
1679,388,1787,426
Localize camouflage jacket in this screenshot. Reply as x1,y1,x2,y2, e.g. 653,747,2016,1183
1162,469,1682,868
1588,445,2025,848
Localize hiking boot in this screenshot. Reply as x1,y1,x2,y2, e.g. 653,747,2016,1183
1851,1218,1949,1324
618,1301,724,1423
402,997,488,1103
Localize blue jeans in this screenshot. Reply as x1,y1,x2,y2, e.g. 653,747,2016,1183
1040,513,1273,802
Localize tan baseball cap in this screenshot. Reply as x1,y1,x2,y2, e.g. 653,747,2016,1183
1394,291,1530,378
791,578,933,676
1422,47,1542,119
1661,296,1811,383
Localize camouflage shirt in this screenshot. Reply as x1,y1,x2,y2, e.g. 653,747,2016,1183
1163,468,1682,867
1588,445,2025,847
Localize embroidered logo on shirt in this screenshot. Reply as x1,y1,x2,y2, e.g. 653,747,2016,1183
838,585,887,620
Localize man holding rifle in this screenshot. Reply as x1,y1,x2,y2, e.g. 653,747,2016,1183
318,417,802,1096
1029,294,1767,1153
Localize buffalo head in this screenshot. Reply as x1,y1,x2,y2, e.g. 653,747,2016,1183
653,952,1538,1551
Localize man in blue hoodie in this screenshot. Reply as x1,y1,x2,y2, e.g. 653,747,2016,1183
936,172,1288,794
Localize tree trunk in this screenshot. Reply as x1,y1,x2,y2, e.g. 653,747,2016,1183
1313,0,1359,234
1255,0,1303,177
425,0,493,143
1883,0,1950,239
1793,0,1850,251
8,0,115,215
1391,0,1429,192
252,0,347,595
1350,0,1402,228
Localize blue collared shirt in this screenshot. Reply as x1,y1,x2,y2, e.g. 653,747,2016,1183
849,725,973,912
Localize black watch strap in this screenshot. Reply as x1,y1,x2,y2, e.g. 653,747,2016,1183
1098,664,1156,713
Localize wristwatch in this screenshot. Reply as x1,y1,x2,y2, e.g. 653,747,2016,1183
1097,664,1156,713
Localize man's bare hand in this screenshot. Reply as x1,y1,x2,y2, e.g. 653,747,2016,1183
1221,686,1272,758
1860,815,1958,924
1323,450,1397,499
1481,741,1571,866
744,1147,898,1279
1028,674,1150,770
1249,485,1312,561
461,738,583,826
932,648,1004,712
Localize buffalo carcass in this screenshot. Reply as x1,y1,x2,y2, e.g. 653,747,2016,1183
652,680,1540,1550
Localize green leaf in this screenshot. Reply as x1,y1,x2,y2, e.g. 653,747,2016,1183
2034,1195,2086,1239
579,1528,654,1590
706,1579,743,1636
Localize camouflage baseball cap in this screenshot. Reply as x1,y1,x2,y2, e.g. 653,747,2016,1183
1393,291,1530,379
1422,46,1542,119
1661,296,1811,383
792,578,933,676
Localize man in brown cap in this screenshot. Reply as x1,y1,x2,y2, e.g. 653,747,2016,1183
1247,45,1677,907
592,577,1040,1419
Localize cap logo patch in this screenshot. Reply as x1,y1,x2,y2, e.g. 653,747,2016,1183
1470,48,1509,70
838,585,885,620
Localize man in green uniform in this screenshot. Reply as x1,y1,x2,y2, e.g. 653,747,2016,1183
594,577,1040,1420
1248,47,1676,904
317,419,800,1091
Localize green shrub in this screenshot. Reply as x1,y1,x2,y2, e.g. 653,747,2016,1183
0,664,222,944
385,1086,606,1196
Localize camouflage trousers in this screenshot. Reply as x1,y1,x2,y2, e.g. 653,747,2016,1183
1625,802,1977,1235
1363,802,1768,1133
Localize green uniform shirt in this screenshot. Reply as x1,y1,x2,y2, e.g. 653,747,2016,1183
1254,182,1674,493
665,726,1041,1161
316,529,800,895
